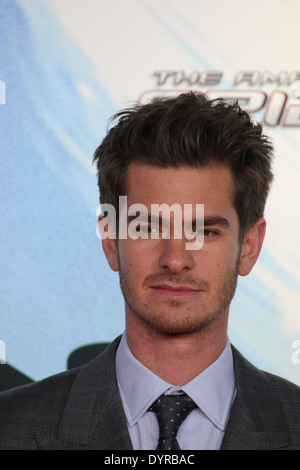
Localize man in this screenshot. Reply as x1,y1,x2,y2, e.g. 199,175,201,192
0,92,299,450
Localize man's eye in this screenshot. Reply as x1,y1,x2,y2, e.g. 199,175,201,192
138,224,159,233
203,229,219,238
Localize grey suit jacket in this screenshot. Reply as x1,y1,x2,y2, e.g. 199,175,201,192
0,335,299,450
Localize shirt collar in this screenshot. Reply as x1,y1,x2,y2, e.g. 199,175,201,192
115,332,235,431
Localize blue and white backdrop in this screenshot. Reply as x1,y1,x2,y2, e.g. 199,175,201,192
1,0,300,385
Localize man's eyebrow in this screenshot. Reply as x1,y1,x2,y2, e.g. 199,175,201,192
127,214,152,223
127,214,167,227
126,214,230,227
203,216,230,227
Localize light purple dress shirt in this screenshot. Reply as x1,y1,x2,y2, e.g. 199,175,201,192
115,333,236,450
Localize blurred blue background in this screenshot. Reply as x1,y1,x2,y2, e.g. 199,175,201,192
1,0,299,385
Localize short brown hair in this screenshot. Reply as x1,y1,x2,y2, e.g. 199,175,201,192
93,92,274,240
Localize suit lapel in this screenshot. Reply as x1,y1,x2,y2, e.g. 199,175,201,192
220,386,260,449
221,346,292,450
36,336,133,450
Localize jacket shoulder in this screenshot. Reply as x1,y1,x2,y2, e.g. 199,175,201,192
0,366,80,449
0,338,120,449
230,345,300,448
232,344,300,399
257,365,300,429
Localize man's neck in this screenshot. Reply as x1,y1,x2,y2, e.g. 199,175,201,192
125,311,229,386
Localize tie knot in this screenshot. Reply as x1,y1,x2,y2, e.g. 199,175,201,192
149,393,197,450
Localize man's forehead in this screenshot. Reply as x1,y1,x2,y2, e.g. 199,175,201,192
125,162,235,203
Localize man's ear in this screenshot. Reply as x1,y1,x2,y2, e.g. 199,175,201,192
98,216,119,272
238,217,266,276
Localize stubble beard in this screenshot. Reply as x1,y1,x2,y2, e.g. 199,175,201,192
118,259,240,337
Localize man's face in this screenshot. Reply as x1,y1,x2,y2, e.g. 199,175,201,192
104,163,252,336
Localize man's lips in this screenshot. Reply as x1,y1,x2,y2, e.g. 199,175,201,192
150,283,200,298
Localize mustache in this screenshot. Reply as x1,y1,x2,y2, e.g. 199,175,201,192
143,273,209,291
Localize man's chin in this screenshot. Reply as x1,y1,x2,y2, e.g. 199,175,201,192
130,307,221,337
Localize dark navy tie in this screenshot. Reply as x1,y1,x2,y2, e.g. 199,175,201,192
149,393,197,450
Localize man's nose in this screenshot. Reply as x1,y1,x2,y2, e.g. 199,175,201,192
158,237,194,273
